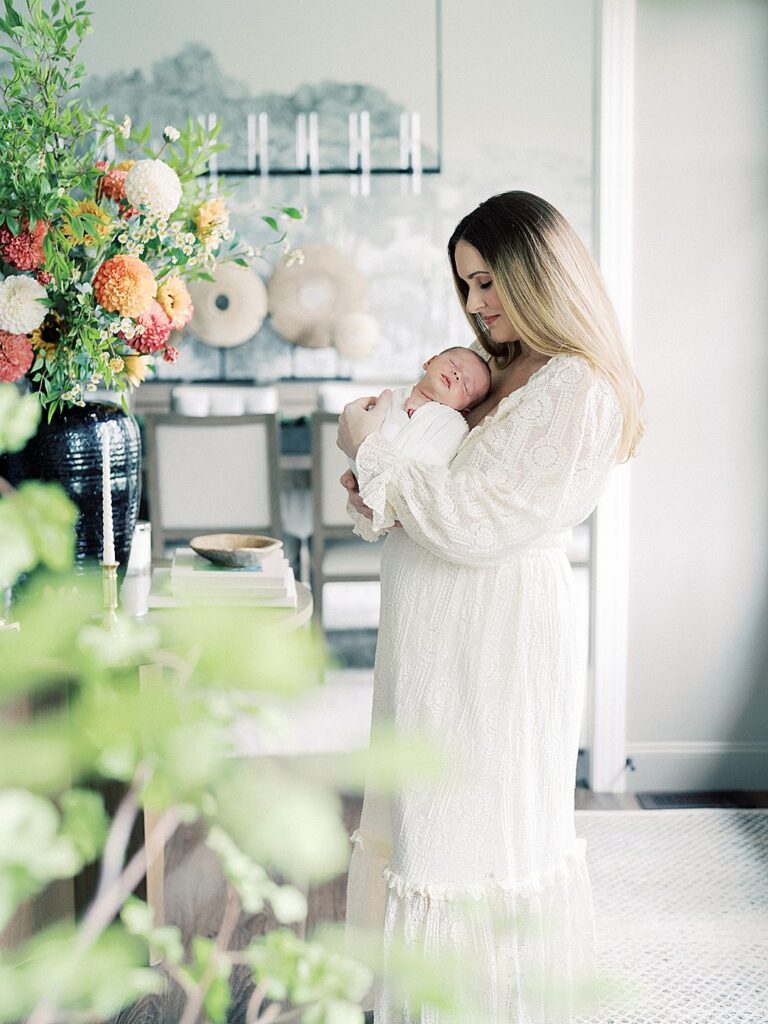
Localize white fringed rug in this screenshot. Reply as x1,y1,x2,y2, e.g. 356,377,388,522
573,808,768,1023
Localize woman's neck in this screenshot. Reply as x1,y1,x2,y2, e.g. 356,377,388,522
498,338,547,366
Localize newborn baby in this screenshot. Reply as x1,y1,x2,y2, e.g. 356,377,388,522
348,346,491,539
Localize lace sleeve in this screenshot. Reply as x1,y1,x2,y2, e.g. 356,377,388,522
347,498,387,543
354,356,622,567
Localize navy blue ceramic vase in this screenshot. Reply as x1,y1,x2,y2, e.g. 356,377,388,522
4,401,141,571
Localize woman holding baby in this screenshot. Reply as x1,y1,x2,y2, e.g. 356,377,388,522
336,190,644,1023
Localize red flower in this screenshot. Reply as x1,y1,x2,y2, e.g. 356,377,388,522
0,218,48,271
0,330,34,382
98,168,128,204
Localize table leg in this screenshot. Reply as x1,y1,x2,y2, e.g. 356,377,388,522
139,664,166,935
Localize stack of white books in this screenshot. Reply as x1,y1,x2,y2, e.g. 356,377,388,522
148,547,297,609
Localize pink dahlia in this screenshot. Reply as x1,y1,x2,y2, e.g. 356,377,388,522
123,300,172,355
0,330,33,382
162,345,179,363
93,255,156,317
97,167,128,204
0,218,49,271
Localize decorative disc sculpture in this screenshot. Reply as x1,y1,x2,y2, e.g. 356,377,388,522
267,244,372,352
188,263,268,348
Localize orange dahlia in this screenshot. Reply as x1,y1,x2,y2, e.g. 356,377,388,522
156,276,193,329
93,255,156,317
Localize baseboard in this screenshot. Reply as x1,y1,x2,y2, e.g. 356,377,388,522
625,740,768,791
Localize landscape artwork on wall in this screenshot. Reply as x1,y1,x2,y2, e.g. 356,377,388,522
77,0,441,174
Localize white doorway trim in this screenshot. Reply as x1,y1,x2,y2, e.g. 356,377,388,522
589,0,635,792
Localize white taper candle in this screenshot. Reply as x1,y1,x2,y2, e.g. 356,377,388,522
102,431,115,565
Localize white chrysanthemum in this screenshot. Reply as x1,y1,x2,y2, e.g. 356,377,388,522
163,125,180,142
125,159,182,217
0,275,47,333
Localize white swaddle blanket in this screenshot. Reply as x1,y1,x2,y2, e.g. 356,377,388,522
349,386,469,540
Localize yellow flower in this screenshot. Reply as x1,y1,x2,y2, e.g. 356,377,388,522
156,275,193,329
114,159,135,172
30,311,65,358
122,352,152,388
195,198,229,237
109,356,124,373
61,200,114,246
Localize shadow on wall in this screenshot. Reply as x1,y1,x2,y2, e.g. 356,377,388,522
708,579,768,791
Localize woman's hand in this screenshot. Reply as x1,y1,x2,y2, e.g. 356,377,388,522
336,390,393,459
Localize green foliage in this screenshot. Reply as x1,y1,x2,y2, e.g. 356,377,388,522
0,560,466,1021
0,923,161,1022
179,937,232,1024
121,896,185,966
0,478,78,586
58,787,109,864
0,787,105,932
206,825,307,923
0,386,40,452
247,929,371,1021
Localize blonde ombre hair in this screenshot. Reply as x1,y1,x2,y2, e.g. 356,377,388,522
448,191,644,461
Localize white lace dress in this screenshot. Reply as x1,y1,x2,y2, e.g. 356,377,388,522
343,351,624,1023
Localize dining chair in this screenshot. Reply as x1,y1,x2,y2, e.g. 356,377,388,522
309,382,402,630
143,405,282,561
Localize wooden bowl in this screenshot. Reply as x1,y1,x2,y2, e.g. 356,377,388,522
189,533,283,568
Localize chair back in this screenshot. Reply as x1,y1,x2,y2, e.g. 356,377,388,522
313,412,356,529
144,412,282,560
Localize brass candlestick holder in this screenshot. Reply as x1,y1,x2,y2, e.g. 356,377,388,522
100,560,120,626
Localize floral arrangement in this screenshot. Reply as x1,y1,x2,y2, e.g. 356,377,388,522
0,0,300,415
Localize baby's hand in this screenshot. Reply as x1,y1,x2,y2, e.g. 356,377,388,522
340,469,374,520
340,470,358,493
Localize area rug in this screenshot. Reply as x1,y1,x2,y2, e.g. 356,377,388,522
574,808,768,1022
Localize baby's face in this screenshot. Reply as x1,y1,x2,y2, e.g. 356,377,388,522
420,350,490,411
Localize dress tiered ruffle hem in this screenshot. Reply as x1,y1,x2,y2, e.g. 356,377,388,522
346,828,601,1024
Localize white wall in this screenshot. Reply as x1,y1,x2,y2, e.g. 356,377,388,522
628,0,768,789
